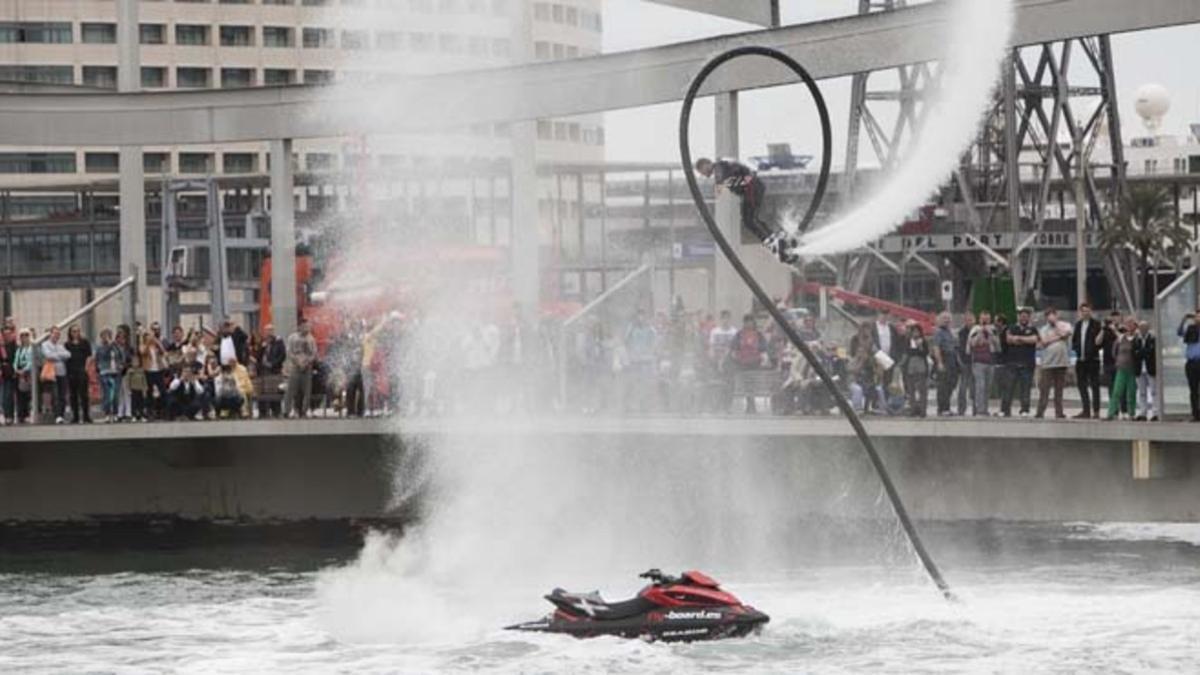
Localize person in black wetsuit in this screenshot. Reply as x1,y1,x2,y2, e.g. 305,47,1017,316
694,157,796,263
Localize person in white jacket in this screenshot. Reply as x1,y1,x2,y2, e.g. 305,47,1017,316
40,326,71,424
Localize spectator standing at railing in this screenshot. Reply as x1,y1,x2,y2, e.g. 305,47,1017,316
114,325,133,421
126,354,147,421
1003,309,1037,417
220,317,250,366
955,312,976,416
65,325,93,424
41,326,70,424
256,323,287,418
286,319,318,418
931,312,959,416
1072,303,1103,419
848,320,879,413
94,329,124,423
141,323,168,420
729,313,767,413
167,366,206,421
1035,308,1073,419
1098,310,1123,414
1105,317,1138,421
0,321,14,425
875,309,903,389
1133,320,1158,421
1178,311,1200,421
623,308,659,413
967,311,999,416
13,328,32,423
898,320,930,418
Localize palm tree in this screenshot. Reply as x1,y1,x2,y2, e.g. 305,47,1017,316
1099,186,1192,308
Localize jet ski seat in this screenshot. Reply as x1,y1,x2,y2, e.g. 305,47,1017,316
548,588,657,620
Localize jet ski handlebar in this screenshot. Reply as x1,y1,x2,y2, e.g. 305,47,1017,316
638,569,678,585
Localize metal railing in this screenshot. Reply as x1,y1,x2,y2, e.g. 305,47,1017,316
30,274,136,424
556,264,652,406
1153,264,1196,418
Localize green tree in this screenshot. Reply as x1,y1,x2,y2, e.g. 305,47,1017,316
1099,186,1191,308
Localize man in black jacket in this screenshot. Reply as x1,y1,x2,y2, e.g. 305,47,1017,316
256,323,287,418
1071,303,1102,418
1180,312,1200,421
694,157,796,263
1132,320,1158,421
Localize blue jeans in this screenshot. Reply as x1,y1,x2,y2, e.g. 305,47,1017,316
100,373,121,416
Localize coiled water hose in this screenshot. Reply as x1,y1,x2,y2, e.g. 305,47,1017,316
678,45,955,601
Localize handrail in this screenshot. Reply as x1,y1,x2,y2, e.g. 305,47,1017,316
557,264,653,406
1153,264,1197,420
30,275,136,424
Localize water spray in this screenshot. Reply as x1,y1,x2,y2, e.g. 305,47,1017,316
678,46,955,602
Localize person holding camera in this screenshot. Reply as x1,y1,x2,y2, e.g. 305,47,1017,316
1178,311,1200,421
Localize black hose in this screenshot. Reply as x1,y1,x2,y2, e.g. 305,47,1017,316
678,45,954,601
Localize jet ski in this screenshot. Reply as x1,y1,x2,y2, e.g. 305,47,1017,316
505,568,768,642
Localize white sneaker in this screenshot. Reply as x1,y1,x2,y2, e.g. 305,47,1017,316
1019,411,1030,418
54,416,65,424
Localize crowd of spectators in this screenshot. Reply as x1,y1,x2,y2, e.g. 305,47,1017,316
563,299,1179,422
0,296,1193,424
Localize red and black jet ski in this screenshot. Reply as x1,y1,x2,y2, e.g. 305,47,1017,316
505,569,768,642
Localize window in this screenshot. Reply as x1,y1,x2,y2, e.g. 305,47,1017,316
82,66,118,89
144,152,170,173
533,2,549,20
302,27,334,48
0,65,73,84
565,6,577,25
175,24,210,46
303,69,334,85
376,31,403,50
551,3,563,22
438,0,458,11
263,26,292,47
0,22,72,44
141,67,167,88
581,10,602,31
491,37,510,58
306,153,335,171
223,153,257,173
179,152,213,174
220,25,254,47
438,34,461,53
176,67,211,88
410,32,434,52
536,120,551,140
263,68,294,85
534,41,549,60
553,122,567,141
221,68,254,88
466,0,485,12
81,22,116,44
566,45,578,58
140,24,166,44
85,152,119,173
301,0,330,5
468,36,487,56
220,0,251,4
1190,155,1200,174
342,30,368,50
262,0,293,4
552,43,564,59
0,152,76,174
409,0,433,11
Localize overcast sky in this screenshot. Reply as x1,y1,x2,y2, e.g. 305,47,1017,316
599,0,1200,167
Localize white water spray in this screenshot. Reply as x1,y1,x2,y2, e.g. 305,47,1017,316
796,0,1015,255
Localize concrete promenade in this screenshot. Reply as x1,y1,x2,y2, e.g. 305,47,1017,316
0,414,1194,445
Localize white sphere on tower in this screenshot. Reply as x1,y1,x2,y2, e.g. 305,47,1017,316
1134,83,1171,133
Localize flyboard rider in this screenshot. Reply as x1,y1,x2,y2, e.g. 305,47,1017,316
693,157,798,264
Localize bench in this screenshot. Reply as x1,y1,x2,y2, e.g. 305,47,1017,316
732,369,786,414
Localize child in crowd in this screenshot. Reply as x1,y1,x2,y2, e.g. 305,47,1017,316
127,354,148,422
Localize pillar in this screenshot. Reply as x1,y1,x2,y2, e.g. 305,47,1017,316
117,0,145,327
713,91,743,316
509,0,539,320
270,139,298,338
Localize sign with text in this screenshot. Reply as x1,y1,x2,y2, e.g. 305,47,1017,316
875,231,1100,254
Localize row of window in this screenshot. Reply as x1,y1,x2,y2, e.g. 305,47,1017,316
533,3,602,31
160,0,510,11
0,64,335,88
535,120,605,146
534,40,599,61
4,21,520,57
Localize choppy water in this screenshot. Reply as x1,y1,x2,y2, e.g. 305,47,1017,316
3,522,1199,674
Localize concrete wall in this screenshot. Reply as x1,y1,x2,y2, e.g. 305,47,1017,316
0,418,1197,524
